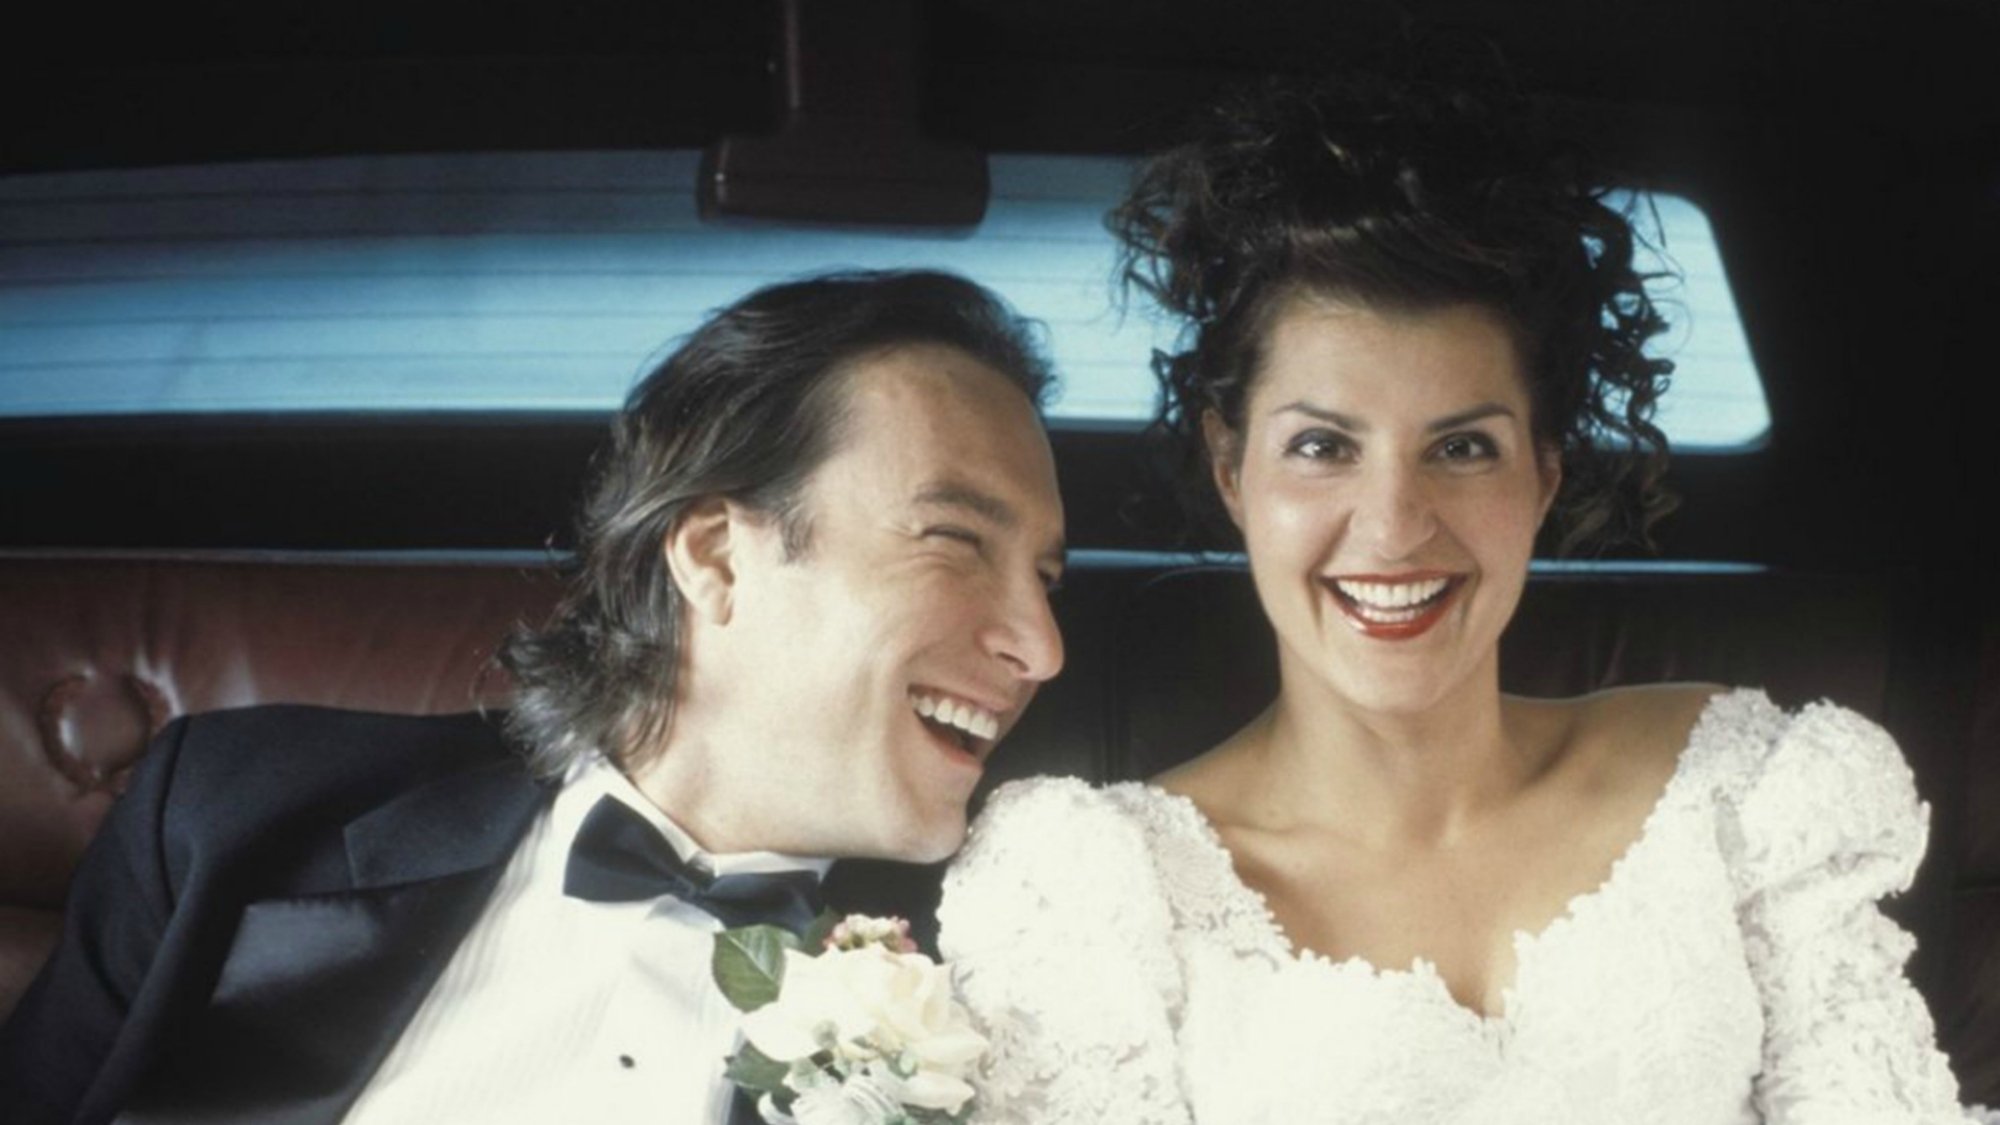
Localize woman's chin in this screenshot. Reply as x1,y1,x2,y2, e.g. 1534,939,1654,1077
1333,678,1459,719
1289,643,1489,720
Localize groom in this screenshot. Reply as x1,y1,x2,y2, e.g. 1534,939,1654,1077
0,270,1067,1124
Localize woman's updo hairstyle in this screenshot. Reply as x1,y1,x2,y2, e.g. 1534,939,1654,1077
1112,73,1675,553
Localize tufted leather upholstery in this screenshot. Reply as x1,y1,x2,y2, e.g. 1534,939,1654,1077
0,555,562,1018
0,552,1992,1100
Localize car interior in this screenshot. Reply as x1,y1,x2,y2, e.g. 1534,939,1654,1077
2,0,1995,1102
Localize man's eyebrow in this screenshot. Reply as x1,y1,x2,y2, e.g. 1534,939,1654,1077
915,480,1068,569
912,481,1017,528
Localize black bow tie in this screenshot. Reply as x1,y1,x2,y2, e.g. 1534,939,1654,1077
563,796,824,934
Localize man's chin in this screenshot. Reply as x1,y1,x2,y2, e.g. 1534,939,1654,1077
862,812,969,865
899,831,967,865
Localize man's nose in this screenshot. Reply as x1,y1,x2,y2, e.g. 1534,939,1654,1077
986,577,1065,684
1352,461,1438,561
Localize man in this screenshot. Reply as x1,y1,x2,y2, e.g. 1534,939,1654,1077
0,270,1067,1124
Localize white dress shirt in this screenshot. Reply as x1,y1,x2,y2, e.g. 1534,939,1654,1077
343,757,831,1125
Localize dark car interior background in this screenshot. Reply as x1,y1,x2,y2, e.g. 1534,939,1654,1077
2,0,1996,1102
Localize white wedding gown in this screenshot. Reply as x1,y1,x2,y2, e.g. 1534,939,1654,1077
940,690,1995,1124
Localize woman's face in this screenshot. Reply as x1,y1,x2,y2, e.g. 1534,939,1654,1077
1208,296,1560,719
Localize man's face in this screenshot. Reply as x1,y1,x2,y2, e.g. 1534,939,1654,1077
706,343,1066,861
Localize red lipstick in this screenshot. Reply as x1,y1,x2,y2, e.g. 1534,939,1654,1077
1322,573,1463,640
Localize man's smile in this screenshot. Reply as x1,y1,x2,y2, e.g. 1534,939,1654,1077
910,687,1003,757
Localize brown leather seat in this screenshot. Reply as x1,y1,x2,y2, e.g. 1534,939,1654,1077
0,554,562,1019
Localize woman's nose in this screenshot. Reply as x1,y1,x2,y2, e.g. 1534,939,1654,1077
1351,462,1438,561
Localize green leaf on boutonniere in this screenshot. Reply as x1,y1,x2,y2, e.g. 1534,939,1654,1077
722,1041,790,1092
711,924,799,1012
799,908,842,952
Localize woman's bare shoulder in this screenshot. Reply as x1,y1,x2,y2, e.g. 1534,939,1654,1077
1579,683,1729,774
1512,683,1728,797
1583,681,1728,728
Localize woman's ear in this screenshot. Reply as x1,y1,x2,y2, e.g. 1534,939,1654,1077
663,497,737,625
1536,444,1564,524
1202,410,1247,530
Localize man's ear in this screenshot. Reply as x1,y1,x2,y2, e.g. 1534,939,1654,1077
1201,410,1247,530
664,497,737,625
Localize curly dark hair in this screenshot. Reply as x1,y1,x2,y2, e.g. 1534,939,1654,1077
499,270,1053,779
1111,74,1676,553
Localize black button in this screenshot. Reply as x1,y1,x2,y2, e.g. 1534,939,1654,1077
618,1054,636,1069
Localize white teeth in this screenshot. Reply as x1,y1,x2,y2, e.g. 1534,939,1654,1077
909,691,1000,742
1334,577,1451,611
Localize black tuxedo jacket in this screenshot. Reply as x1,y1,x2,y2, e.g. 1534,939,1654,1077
0,705,814,1125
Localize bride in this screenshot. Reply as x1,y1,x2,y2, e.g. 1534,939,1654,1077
938,76,1992,1123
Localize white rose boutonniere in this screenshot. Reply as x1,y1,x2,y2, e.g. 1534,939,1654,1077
712,913,987,1125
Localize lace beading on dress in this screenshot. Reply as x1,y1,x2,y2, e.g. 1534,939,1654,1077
940,779,1192,1125
941,689,1995,1125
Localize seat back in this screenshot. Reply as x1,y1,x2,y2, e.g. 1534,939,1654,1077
0,551,1991,1101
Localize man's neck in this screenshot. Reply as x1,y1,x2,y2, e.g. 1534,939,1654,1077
575,758,832,878
617,730,814,859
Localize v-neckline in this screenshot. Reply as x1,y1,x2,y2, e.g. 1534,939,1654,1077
1139,698,1715,1030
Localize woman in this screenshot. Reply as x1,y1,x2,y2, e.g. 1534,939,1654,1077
938,77,1992,1123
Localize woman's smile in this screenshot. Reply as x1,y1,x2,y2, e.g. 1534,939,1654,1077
1324,572,1467,639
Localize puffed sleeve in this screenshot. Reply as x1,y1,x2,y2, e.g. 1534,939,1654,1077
938,777,1192,1125
1719,698,1991,1122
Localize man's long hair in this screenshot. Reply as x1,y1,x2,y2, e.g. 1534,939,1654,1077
499,270,1054,778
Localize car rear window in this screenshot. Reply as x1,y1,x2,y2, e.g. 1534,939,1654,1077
0,152,1767,448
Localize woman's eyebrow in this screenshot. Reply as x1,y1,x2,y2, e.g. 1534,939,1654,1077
1425,403,1515,432
1268,401,1515,433
1271,401,1366,430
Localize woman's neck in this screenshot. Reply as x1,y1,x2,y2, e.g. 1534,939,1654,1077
1231,659,1556,849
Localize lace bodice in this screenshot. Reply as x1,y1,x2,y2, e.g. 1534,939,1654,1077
940,690,1993,1124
